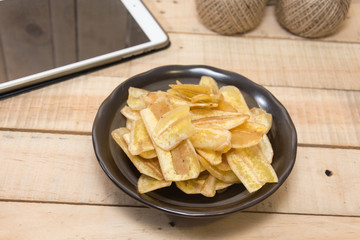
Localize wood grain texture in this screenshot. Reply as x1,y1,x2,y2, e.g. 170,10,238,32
143,0,360,43
267,86,360,148
0,201,359,240
90,33,360,91
1,131,359,216
0,131,128,205
0,76,359,147
0,75,125,133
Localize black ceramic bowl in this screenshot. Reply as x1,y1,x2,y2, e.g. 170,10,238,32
92,65,297,217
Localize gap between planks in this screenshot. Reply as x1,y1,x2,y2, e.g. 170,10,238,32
0,198,359,219
165,30,360,46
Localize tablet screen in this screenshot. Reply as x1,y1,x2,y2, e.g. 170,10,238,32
0,0,150,83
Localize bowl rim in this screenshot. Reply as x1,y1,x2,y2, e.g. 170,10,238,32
92,64,297,217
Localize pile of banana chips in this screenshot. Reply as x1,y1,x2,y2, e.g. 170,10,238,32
112,76,278,197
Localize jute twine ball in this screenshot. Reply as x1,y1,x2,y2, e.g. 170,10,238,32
275,0,351,38
195,0,267,35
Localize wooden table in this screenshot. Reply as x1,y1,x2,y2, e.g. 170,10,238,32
1,1,360,239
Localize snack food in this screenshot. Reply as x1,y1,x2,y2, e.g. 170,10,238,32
112,76,277,196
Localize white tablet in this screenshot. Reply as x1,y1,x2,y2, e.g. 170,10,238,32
0,0,169,96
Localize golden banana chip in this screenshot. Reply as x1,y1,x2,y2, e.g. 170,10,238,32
216,99,238,112
215,155,232,171
199,76,219,95
175,172,208,194
128,119,154,155
141,91,160,107
127,87,149,110
167,88,192,101
125,119,132,130
251,107,272,134
196,148,222,165
138,174,172,194
192,114,249,130
169,84,211,97
200,174,217,197
139,150,157,159
120,106,141,121
227,147,278,193
153,105,196,150
191,93,220,103
190,126,231,152
219,86,251,116
215,180,233,191
258,135,273,164
197,154,240,183
176,171,233,196
111,128,163,180
190,109,244,121
231,121,267,148
231,129,263,148
122,132,130,145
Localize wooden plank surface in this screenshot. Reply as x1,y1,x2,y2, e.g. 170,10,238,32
0,201,359,240
0,0,54,80
89,33,360,91
0,76,124,133
1,130,359,216
0,75,359,147
143,0,360,44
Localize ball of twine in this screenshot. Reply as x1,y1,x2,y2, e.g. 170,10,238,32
195,0,267,35
275,0,351,38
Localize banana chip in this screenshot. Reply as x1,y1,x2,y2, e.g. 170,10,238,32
139,150,157,159
128,119,154,155
125,119,132,130
215,155,232,171
127,87,149,110
199,76,219,95
227,147,278,193
200,174,217,197
176,171,233,196
169,84,211,97
219,86,251,116
192,114,249,130
190,127,231,152
197,154,239,183
190,109,239,121
175,172,208,194
231,121,267,148
258,135,273,164
196,148,222,166
251,107,273,133
111,128,163,180
215,99,238,112
138,174,172,194
153,105,196,150
113,76,277,196
120,106,141,121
